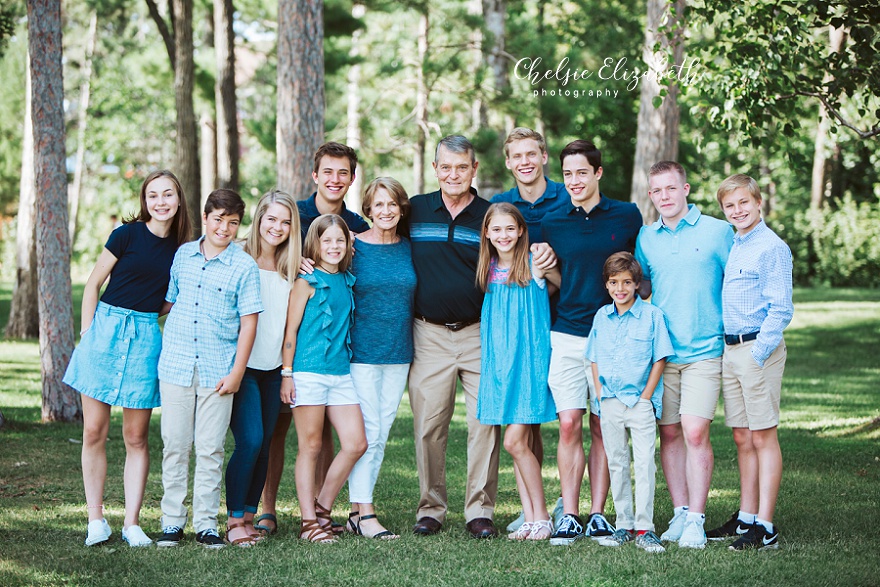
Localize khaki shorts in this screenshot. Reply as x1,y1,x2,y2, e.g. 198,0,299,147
722,339,786,430
548,331,599,415
658,357,722,425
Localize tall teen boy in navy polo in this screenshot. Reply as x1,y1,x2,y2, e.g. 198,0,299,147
541,140,643,545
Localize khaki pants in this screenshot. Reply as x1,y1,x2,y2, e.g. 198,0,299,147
160,367,234,532
408,319,500,523
600,397,657,532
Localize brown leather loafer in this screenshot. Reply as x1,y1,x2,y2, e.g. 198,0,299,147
413,516,442,536
466,517,498,539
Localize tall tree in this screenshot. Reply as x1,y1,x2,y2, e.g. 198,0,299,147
630,0,685,222
214,0,238,191
68,10,98,246
810,26,847,209
345,3,366,212
27,0,80,422
277,0,324,198
413,8,428,195
173,0,201,232
6,53,39,340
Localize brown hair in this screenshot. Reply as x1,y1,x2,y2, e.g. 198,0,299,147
503,127,547,157
716,174,761,206
603,251,643,284
476,203,532,292
126,169,191,247
362,177,411,220
649,161,687,185
303,214,353,273
205,188,246,219
559,139,601,172
313,142,358,175
244,189,302,284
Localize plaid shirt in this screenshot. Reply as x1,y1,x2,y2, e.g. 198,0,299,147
722,220,793,367
158,238,263,388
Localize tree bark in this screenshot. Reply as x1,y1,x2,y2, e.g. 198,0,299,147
630,0,685,223
6,53,39,340
413,10,429,195
277,0,324,199
214,0,238,191
27,0,81,423
810,26,846,209
345,3,365,212
173,0,201,234
68,10,98,247
200,110,216,214
145,0,175,71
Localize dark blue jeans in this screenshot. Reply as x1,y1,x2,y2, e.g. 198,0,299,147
225,367,282,517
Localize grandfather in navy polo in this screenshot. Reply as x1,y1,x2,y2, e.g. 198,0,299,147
407,134,500,539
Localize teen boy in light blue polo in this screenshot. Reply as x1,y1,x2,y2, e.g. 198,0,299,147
634,161,733,548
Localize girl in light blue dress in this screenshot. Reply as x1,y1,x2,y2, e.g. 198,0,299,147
476,203,558,541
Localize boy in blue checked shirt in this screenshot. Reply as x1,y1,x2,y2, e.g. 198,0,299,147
587,252,673,553
708,174,792,551
156,189,263,549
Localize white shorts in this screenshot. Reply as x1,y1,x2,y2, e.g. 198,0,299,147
548,331,599,415
292,372,359,407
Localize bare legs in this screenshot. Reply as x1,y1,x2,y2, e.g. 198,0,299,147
587,412,610,515
504,424,549,526
557,409,586,515
81,394,152,528
732,426,781,522
660,415,714,513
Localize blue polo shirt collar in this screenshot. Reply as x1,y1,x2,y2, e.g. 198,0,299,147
651,203,702,232
430,187,481,217
565,193,612,215
302,192,356,216
602,293,645,318
508,177,560,205
189,236,235,265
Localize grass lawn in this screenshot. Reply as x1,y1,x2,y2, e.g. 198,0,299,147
1,286,878,586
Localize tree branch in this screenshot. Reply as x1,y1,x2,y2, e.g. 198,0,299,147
144,0,175,72
778,91,880,139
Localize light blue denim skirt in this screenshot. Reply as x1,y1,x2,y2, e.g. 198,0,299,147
63,301,162,409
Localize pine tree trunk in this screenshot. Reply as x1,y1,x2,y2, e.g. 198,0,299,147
345,3,365,212
68,10,98,247
27,0,81,423
277,0,324,199
200,111,217,214
413,11,429,195
214,0,238,191
6,54,39,340
173,0,201,234
810,26,846,209
630,0,685,223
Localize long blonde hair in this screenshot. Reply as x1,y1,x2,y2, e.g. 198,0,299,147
244,189,301,283
476,203,532,292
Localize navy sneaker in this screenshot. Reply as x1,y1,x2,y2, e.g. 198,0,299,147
157,525,184,548
196,528,226,549
585,512,615,541
707,512,751,541
730,524,780,551
549,514,585,546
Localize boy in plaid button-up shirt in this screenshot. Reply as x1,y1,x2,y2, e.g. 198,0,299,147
157,189,263,548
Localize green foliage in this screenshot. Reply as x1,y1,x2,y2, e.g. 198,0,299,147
0,20,25,214
777,195,880,287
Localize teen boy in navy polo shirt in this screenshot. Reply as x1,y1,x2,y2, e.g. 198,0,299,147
541,140,643,545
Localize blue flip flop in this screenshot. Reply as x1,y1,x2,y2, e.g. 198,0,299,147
253,513,278,536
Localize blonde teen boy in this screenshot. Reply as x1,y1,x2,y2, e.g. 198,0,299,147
587,252,673,553
709,174,793,550
157,190,262,548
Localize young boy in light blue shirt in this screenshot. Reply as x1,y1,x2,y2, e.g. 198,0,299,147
586,252,673,553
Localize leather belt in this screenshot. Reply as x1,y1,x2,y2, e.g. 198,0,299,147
415,314,479,332
724,331,759,345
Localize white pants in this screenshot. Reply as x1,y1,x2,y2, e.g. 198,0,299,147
159,367,233,532
347,363,410,503
600,397,657,532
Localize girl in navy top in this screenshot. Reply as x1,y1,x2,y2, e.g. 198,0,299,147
476,203,558,541
64,170,190,548
280,214,366,543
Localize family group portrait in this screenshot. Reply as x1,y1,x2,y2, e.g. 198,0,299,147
0,0,878,585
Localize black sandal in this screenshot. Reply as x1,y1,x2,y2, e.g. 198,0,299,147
346,511,361,535
253,513,278,536
357,514,399,540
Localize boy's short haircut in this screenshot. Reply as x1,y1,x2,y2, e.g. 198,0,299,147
205,188,245,219
716,173,761,206
649,161,687,184
559,139,601,173
603,251,643,284
314,142,358,175
503,127,547,157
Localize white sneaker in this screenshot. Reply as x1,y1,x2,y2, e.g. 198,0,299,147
506,511,525,533
678,519,707,549
85,518,112,546
122,525,153,547
635,531,666,553
551,497,564,530
660,509,687,542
